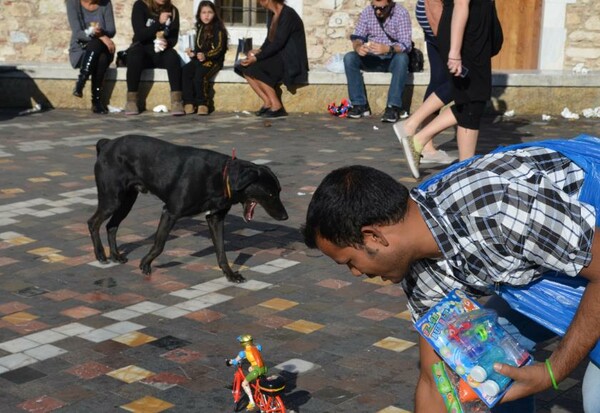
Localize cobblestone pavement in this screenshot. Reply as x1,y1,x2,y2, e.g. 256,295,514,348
0,108,597,413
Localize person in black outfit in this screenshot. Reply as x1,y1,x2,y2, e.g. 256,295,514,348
395,0,495,178
66,0,116,114
234,0,308,118
182,1,228,115
125,0,184,116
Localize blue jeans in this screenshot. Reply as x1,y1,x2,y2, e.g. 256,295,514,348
485,295,600,413
343,51,409,108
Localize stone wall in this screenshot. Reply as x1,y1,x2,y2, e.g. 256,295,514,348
0,0,598,70
566,0,600,68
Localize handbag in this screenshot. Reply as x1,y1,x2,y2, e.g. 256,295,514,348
235,38,253,63
408,42,424,73
116,50,128,67
116,42,141,67
377,15,424,73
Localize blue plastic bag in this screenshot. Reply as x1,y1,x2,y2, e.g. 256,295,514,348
419,135,600,366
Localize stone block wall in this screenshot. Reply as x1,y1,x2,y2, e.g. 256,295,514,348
566,0,600,68
0,0,598,70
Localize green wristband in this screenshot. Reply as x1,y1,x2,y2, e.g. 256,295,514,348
545,359,559,390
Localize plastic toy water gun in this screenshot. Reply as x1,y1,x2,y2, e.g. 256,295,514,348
327,99,350,117
445,309,530,398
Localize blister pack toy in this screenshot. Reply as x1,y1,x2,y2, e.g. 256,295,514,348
415,289,532,408
432,361,489,413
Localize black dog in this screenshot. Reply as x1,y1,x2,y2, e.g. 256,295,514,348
87,135,288,283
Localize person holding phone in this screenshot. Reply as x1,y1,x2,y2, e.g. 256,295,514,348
395,0,496,178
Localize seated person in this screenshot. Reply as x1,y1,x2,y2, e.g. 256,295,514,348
125,0,184,116
66,0,116,114
234,0,308,118
344,0,412,123
182,1,228,116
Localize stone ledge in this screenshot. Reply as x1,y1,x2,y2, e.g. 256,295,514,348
2,62,600,87
1,62,599,115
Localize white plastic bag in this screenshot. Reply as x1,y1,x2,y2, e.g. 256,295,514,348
325,53,345,74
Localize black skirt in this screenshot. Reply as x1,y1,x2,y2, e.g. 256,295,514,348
234,54,285,89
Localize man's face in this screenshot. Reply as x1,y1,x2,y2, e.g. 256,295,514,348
371,0,392,19
315,232,411,284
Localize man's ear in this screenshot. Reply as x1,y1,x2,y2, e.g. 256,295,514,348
361,225,390,247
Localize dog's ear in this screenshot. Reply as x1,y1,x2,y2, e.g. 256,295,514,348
229,160,259,191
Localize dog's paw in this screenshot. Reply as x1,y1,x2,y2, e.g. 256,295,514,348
110,253,128,264
226,272,246,283
139,262,152,275
95,252,108,263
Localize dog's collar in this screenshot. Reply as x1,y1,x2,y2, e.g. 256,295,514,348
222,149,237,199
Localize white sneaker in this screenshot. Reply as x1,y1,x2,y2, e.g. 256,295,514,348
420,150,457,165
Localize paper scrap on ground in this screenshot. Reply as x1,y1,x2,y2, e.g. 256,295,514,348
572,63,589,74
153,105,168,113
561,107,580,120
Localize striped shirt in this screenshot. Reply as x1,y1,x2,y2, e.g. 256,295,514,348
415,0,434,38
353,2,412,52
403,147,596,320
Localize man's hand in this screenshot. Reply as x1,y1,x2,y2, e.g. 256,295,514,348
493,362,551,402
355,43,369,56
367,41,392,56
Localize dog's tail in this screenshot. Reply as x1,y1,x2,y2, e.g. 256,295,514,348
96,138,110,156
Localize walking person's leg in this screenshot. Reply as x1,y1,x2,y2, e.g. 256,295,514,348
398,39,455,163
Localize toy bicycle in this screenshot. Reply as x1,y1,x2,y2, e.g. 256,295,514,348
228,360,286,413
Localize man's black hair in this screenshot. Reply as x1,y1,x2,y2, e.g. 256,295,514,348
302,165,410,248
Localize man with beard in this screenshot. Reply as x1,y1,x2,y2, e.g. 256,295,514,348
343,0,412,123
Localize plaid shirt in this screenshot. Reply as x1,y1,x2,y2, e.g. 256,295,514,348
403,147,597,320
353,3,412,52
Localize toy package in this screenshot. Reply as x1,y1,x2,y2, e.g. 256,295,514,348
415,289,532,408
432,361,489,413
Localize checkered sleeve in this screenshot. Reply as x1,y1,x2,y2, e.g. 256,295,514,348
353,8,370,40
389,6,412,51
496,171,596,282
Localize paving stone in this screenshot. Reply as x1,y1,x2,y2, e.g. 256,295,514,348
0,109,594,411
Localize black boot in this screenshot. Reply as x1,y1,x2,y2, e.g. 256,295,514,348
91,87,108,114
73,50,96,98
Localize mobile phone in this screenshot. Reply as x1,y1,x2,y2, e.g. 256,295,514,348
460,66,469,78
